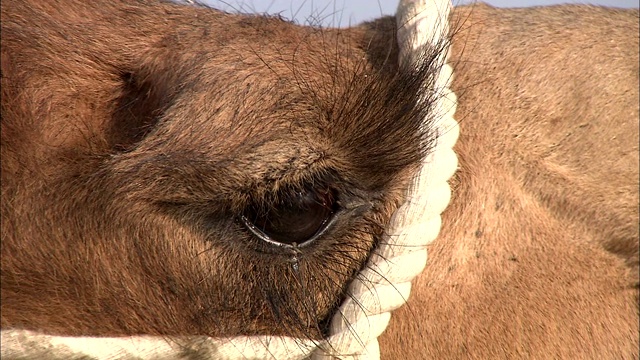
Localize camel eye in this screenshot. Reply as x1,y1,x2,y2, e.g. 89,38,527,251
240,188,338,247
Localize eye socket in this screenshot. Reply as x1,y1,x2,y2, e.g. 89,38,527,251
240,187,338,247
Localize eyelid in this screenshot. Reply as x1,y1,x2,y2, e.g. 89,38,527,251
239,210,339,250
241,184,336,242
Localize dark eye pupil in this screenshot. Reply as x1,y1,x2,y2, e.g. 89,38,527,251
241,188,337,246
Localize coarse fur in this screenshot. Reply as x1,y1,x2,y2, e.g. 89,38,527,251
1,0,639,358
1,0,438,341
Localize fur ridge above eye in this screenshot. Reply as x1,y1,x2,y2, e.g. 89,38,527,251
240,188,339,247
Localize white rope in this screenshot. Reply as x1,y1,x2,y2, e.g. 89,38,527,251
310,1,457,358
0,1,458,359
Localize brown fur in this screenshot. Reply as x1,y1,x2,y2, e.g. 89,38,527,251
1,0,638,358
1,0,437,340
381,4,640,359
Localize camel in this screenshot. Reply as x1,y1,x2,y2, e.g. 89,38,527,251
1,0,637,358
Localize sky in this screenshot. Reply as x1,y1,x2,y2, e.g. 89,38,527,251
202,0,638,27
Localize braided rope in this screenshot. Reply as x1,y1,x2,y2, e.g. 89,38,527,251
0,1,457,359
310,1,457,358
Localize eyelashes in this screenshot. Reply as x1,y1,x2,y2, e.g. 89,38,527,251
239,186,340,249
